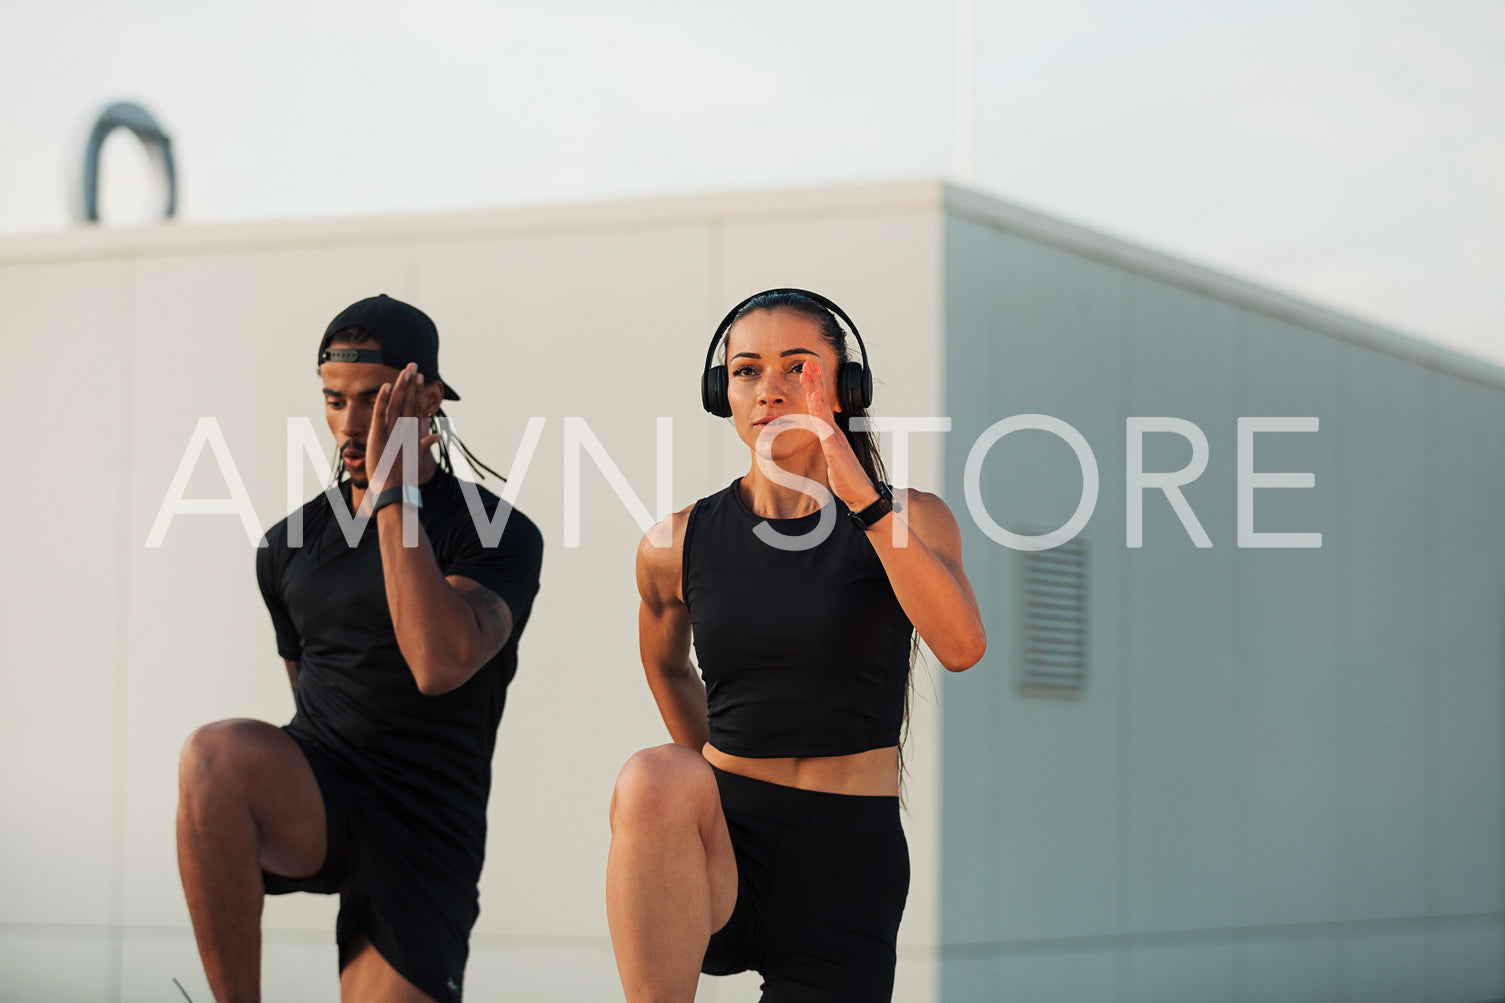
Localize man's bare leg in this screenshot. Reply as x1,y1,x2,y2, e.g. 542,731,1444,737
177,719,327,1003
339,937,437,1002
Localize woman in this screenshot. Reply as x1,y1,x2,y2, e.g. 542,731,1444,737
606,289,986,1001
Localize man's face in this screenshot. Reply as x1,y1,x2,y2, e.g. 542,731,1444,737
319,341,403,488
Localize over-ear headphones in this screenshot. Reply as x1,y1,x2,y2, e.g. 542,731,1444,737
700,288,873,418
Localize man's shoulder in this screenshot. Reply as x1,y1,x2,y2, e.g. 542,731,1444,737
431,475,543,550
431,471,502,512
260,491,338,551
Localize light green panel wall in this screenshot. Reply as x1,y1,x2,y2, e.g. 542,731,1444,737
940,210,1505,1002
1236,313,1340,931
1122,276,1242,934
1427,373,1505,919
1333,344,1431,924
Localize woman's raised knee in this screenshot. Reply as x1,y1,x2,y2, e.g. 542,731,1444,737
610,744,716,831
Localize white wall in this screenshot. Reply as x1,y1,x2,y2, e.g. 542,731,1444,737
6,178,1498,1003
0,182,948,1002
938,194,1505,1002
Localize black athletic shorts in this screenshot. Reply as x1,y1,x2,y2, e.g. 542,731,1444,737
701,766,911,1002
262,731,478,1002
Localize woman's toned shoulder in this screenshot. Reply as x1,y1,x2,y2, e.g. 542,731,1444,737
884,487,967,560
893,487,961,529
635,501,697,608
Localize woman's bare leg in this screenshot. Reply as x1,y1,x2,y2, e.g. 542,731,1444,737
606,745,738,1002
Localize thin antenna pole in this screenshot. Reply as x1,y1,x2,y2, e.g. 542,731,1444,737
956,0,976,184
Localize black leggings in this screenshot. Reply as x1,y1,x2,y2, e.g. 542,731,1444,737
701,766,911,1002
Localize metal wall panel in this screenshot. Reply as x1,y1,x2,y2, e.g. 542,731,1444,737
1334,345,1431,923
940,216,1006,962
939,198,1505,1002
1123,942,1236,1003
1123,277,1240,934
1337,929,1427,1003
1236,314,1340,929
1427,373,1505,919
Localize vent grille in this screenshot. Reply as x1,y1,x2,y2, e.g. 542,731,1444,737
1020,535,1088,693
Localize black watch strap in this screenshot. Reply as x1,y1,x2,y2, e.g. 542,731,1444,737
372,483,422,514
848,482,894,530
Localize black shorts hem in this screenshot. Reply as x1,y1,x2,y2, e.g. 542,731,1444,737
262,731,475,1002
342,928,460,1003
262,729,348,896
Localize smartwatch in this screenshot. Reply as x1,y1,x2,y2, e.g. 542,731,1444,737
372,483,423,514
847,482,893,530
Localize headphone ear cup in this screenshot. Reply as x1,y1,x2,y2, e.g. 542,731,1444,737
702,365,731,417
837,362,872,414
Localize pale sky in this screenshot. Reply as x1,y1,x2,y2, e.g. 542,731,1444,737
2,0,1501,365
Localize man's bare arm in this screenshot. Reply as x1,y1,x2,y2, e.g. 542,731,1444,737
453,578,516,666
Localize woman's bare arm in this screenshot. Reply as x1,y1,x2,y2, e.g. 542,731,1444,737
636,508,709,747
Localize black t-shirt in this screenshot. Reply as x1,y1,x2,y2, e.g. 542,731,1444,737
256,468,543,867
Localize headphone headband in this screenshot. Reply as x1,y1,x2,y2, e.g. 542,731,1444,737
700,288,873,418
703,287,870,376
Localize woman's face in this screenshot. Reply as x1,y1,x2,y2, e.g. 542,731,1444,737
723,308,844,460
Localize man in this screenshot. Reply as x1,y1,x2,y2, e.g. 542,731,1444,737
177,294,544,1002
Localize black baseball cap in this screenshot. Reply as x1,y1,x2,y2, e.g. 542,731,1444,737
317,293,460,401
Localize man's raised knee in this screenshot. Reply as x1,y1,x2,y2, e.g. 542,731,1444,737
178,719,269,795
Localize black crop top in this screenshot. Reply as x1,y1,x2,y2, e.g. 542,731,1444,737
682,478,914,758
